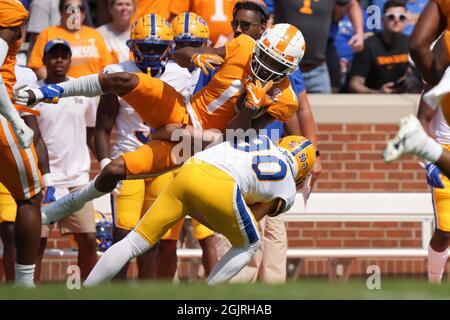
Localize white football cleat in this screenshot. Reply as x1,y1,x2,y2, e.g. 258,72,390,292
383,114,431,163
41,193,84,225
10,117,34,149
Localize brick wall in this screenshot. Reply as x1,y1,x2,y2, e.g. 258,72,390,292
34,95,441,282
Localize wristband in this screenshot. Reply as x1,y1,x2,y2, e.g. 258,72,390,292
42,173,54,188
100,158,112,170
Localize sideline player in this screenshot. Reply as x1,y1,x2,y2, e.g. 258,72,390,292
17,23,306,226
84,134,317,286
0,0,43,287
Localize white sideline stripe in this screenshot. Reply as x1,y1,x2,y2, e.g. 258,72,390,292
39,248,443,259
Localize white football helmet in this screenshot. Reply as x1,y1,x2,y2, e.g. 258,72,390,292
251,23,306,83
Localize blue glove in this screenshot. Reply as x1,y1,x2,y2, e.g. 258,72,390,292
39,84,64,104
42,186,56,204
423,162,445,189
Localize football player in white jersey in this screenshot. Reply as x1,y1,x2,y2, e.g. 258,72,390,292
154,12,217,281
94,13,194,280
415,95,450,284
84,134,317,286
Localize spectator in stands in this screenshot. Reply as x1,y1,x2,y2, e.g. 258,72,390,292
27,0,61,49
97,0,135,64
33,39,98,281
272,0,354,93
368,0,429,36
349,0,421,93
327,0,365,93
28,0,113,79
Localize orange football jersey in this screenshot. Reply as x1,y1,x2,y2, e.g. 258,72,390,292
0,0,29,97
190,34,298,132
169,0,239,46
28,26,113,78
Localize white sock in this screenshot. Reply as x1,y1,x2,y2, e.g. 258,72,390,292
15,263,35,288
207,240,261,285
43,179,106,224
428,244,448,284
73,179,106,204
84,230,151,286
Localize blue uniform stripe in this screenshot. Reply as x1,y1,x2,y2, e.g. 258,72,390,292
292,140,312,156
150,14,156,36
110,194,117,227
236,187,259,244
184,12,190,34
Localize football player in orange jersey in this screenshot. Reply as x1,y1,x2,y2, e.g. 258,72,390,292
0,0,45,288
16,21,306,227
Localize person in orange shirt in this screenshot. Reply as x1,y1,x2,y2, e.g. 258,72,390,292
169,0,240,47
0,0,43,288
16,21,306,229
28,0,113,79
131,0,170,24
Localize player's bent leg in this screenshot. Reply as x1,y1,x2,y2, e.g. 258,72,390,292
384,114,443,164
84,230,151,286
14,194,42,287
0,222,16,282
206,240,261,285
428,229,450,284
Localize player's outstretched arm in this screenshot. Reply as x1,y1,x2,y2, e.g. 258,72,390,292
410,1,447,86
15,72,140,106
173,46,226,75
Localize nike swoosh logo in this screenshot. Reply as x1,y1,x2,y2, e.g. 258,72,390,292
393,135,407,150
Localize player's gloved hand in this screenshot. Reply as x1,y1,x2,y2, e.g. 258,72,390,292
244,80,274,110
191,53,224,76
42,186,56,204
41,173,57,204
15,84,64,106
420,161,444,188
9,116,34,149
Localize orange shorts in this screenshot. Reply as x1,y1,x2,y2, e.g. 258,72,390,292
122,139,182,177
121,73,191,130
0,118,41,200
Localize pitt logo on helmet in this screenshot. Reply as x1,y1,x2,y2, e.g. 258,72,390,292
126,14,174,73
278,135,316,184
171,12,211,49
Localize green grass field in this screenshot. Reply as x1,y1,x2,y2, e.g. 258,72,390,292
0,278,449,300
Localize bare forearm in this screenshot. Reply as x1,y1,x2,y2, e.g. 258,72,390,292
349,78,379,93
23,116,50,174
347,0,363,36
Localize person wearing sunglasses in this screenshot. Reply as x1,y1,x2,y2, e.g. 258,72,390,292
27,0,113,80
349,0,421,94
